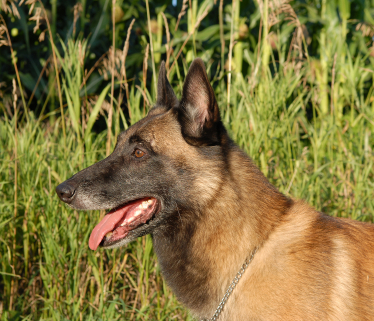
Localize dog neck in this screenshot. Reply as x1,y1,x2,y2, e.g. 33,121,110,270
152,143,293,318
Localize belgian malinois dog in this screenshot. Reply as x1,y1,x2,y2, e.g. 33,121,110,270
56,58,374,320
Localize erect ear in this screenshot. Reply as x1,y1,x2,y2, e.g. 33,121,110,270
156,61,178,109
179,58,221,143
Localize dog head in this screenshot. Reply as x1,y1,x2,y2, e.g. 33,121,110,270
56,58,227,250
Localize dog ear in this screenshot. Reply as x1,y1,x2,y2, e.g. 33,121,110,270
179,58,221,143
157,61,178,109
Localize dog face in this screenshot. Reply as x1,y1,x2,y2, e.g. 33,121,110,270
56,59,226,250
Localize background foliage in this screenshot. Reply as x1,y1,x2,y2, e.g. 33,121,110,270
1,0,374,319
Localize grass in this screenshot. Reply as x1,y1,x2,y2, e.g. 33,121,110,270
1,0,374,319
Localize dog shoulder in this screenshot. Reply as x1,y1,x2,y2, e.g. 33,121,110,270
232,201,374,320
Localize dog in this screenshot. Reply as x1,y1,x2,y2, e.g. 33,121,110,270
56,58,374,320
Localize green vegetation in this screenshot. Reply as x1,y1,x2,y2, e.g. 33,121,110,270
1,0,374,319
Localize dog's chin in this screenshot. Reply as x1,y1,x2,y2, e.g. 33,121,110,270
88,197,162,251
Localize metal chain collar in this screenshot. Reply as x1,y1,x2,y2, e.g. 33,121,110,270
200,247,258,321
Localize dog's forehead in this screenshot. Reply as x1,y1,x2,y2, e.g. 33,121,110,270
116,106,181,149
136,108,182,148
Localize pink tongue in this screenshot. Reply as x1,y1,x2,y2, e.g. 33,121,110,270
89,206,130,251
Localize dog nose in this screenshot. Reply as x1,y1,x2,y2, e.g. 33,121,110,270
56,182,76,203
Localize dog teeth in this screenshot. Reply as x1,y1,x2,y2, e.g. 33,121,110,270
141,201,148,209
121,216,135,226
134,210,142,216
105,232,113,239
140,199,154,208
137,199,154,210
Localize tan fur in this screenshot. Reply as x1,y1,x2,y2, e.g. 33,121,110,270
57,59,374,320
191,169,374,319
136,107,374,320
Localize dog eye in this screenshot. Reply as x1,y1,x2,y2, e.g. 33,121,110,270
133,149,145,158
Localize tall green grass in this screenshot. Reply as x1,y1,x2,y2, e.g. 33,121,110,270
1,0,374,319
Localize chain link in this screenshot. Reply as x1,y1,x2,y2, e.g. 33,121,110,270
200,247,258,321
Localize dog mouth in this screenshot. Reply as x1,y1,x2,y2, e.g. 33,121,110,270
88,197,160,250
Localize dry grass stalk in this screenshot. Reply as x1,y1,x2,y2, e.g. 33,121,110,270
145,0,157,96
227,0,236,109
38,29,47,42
97,97,111,115
270,0,291,27
100,47,123,80
219,0,225,68
284,27,303,74
72,3,83,37
120,18,135,119
82,52,107,89
27,55,52,107
1,0,20,18
77,40,85,66
256,0,307,75
169,5,211,75
107,0,117,156
143,43,149,115
136,85,150,111
356,22,374,38
248,17,262,91
175,0,188,32
282,3,312,76
28,6,44,33
188,0,193,33
161,12,171,70
9,78,18,311
256,0,291,27
0,23,10,47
